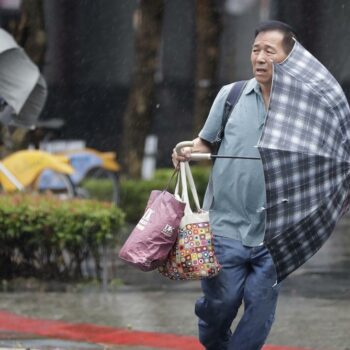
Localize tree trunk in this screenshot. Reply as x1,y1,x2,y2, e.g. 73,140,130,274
192,0,221,135
121,0,164,178
14,0,47,68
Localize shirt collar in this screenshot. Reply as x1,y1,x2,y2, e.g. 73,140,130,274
244,78,261,96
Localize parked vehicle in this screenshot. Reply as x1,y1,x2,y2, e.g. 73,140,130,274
0,149,75,199
38,147,121,205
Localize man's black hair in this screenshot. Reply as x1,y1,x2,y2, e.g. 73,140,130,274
255,20,298,54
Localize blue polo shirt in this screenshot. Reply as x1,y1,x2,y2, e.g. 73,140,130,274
199,78,266,246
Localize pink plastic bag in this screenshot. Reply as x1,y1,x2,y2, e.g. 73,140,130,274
118,190,185,271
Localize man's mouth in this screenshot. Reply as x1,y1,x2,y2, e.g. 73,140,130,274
255,68,267,74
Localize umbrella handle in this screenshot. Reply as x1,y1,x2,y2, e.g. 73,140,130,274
191,153,212,160
175,141,212,161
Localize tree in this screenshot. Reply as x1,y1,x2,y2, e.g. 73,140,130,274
192,0,222,135
121,0,164,178
12,0,47,69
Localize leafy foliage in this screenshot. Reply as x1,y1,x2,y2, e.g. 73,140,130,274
73,166,211,223
81,178,115,201
120,166,211,223
0,193,125,280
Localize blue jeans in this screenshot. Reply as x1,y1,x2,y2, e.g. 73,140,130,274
195,236,280,350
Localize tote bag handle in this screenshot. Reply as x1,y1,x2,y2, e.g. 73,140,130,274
174,162,201,214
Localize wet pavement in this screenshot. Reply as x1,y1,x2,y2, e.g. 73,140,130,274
0,332,102,350
0,214,349,350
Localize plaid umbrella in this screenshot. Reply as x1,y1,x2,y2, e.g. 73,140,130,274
0,28,47,128
258,41,350,283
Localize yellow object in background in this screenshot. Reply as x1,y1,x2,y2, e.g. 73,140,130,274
93,150,120,172
64,148,121,172
0,150,74,191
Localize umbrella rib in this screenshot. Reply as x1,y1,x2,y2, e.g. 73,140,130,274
258,146,350,164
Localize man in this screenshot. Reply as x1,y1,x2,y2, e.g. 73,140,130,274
172,21,298,350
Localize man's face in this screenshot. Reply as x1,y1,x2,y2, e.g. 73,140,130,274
251,30,288,87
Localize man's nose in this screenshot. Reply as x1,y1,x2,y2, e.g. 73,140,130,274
257,51,267,62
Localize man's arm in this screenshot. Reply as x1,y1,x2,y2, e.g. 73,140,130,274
171,83,233,168
172,137,212,168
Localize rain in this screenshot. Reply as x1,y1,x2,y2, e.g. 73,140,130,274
0,1,349,349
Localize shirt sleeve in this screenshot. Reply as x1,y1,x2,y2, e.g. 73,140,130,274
198,83,233,143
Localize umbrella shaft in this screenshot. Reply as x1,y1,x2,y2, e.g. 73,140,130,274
212,155,260,160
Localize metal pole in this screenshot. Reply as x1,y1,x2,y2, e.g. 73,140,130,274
101,242,108,292
191,153,260,161
0,162,24,190
211,155,260,160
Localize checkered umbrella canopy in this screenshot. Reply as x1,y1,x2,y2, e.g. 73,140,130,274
258,41,350,283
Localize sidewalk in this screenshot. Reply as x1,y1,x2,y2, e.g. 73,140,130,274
0,275,348,350
0,216,349,350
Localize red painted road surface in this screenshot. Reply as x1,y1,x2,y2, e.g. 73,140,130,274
0,310,312,350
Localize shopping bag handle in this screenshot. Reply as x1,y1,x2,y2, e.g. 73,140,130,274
175,162,201,214
175,162,189,205
174,163,186,203
164,168,179,191
184,162,201,211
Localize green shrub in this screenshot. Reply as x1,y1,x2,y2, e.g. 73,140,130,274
120,166,211,223
74,166,211,224
80,178,114,201
0,193,125,280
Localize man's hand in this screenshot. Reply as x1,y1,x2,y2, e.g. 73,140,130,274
172,146,192,168
171,138,212,168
